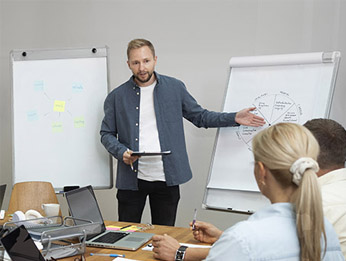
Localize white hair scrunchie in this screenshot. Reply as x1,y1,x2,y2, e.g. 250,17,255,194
289,157,319,186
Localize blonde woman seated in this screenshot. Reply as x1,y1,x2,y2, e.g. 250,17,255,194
153,123,344,260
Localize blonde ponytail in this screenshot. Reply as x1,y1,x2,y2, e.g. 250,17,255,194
252,123,325,261
293,169,326,260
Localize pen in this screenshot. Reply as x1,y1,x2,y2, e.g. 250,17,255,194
90,253,125,257
120,224,131,230
192,208,197,230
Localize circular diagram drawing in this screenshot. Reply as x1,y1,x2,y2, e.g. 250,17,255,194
236,92,302,150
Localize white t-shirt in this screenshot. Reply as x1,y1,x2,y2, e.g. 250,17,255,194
137,81,165,182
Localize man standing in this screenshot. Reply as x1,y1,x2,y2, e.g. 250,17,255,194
100,39,265,226
304,118,346,257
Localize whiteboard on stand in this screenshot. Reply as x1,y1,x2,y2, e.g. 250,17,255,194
203,51,341,213
11,47,113,191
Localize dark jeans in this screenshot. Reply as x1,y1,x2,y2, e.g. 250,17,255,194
117,179,180,226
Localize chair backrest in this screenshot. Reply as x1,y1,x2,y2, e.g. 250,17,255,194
7,181,60,216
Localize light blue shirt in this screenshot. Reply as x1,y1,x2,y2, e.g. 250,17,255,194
207,203,344,261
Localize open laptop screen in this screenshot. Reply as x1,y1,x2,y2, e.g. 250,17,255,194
65,185,106,230
0,184,6,209
1,225,45,261
65,185,154,250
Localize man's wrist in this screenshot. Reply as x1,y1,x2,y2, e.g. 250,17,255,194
175,245,188,261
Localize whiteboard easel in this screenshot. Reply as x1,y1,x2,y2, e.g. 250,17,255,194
11,47,113,190
203,51,341,213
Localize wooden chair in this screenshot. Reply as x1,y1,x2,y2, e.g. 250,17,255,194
7,181,60,216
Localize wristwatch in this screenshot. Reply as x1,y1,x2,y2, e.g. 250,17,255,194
175,245,188,261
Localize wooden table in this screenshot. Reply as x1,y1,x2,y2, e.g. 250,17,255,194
62,221,208,260
1,216,209,260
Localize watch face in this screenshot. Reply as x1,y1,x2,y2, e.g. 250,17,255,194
176,246,188,261
176,251,184,260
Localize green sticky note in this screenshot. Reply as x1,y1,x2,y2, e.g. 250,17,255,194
52,121,63,133
74,117,85,128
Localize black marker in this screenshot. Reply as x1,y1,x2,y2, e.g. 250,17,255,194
120,225,131,230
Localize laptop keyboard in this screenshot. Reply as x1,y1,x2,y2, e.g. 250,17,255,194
93,232,128,244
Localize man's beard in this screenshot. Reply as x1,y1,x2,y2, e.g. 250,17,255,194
134,71,153,84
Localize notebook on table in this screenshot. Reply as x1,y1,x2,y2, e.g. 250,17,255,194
65,185,154,251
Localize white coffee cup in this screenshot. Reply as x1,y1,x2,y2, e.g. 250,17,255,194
41,203,60,217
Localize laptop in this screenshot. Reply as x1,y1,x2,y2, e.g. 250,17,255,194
0,184,6,209
0,184,6,227
1,225,45,261
65,185,154,250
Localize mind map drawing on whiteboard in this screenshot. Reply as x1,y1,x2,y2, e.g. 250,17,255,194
27,80,85,133
236,91,302,150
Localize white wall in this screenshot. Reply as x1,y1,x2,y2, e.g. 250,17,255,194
1,0,345,231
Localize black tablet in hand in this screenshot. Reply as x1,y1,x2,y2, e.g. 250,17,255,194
131,151,171,156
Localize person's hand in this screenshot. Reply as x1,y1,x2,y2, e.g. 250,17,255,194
190,221,223,244
152,234,180,261
235,107,265,127
123,149,139,167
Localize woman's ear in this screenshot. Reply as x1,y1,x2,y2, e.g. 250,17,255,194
255,161,268,186
257,161,266,177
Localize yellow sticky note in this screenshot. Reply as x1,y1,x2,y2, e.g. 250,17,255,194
74,117,85,128
53,100,65,112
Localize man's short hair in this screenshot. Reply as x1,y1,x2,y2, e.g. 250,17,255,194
127,39,155,59
304,118,346,169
